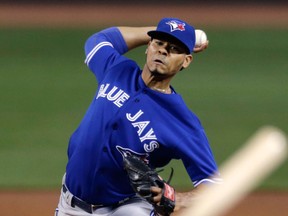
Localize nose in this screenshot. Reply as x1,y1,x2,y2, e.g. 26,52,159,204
158,44,168,56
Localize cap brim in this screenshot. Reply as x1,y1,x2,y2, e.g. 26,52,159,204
147,31,190,54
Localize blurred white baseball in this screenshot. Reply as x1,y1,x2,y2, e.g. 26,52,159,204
195,29,208,47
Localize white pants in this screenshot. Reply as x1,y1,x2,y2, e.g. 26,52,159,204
55,176,154,216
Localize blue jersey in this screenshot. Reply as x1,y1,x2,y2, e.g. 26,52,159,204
65,27,219,205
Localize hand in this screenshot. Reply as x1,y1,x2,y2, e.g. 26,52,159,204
193,40,209,53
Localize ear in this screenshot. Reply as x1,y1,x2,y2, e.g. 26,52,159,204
145,41,151,54
182,54,193,69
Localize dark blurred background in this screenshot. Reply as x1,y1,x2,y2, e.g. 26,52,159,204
1,0,287,4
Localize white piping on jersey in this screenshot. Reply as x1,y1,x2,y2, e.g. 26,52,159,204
193,177,223,187
84,41,114,66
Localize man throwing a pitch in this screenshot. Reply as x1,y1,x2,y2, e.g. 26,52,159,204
55,17,221,216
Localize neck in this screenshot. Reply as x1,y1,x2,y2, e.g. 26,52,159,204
150,86,172,94
141,66,173,94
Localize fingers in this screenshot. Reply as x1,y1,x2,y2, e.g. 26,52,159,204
193,40,209,53
151,186,162,203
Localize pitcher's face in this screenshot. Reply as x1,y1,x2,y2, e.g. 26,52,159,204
145,38,192,77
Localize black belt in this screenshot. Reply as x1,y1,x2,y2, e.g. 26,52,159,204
62,184,104,213
62,185,131,214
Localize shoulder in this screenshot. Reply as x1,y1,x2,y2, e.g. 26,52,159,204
168,94,202,126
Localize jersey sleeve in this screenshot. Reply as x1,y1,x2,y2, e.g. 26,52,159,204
175,112,222,187
84,27,129,82
185,129,221,187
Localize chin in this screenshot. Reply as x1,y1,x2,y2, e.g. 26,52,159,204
151,66,166,75
150,70,166,77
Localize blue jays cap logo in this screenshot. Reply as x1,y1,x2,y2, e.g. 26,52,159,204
166,20,186,32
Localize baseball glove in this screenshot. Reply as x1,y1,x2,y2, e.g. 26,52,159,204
123,154,175,216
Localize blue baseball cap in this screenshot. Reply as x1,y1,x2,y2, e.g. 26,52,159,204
148,18,196,54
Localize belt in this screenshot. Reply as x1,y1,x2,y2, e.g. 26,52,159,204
62,185,131,214
62,184,104,213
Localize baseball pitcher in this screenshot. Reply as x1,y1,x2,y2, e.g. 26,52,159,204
55,17,221,216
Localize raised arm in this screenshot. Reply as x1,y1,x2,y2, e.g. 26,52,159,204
117,26,155,50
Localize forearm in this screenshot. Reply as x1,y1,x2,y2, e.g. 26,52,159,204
172,185,204,215
117,26,155,50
